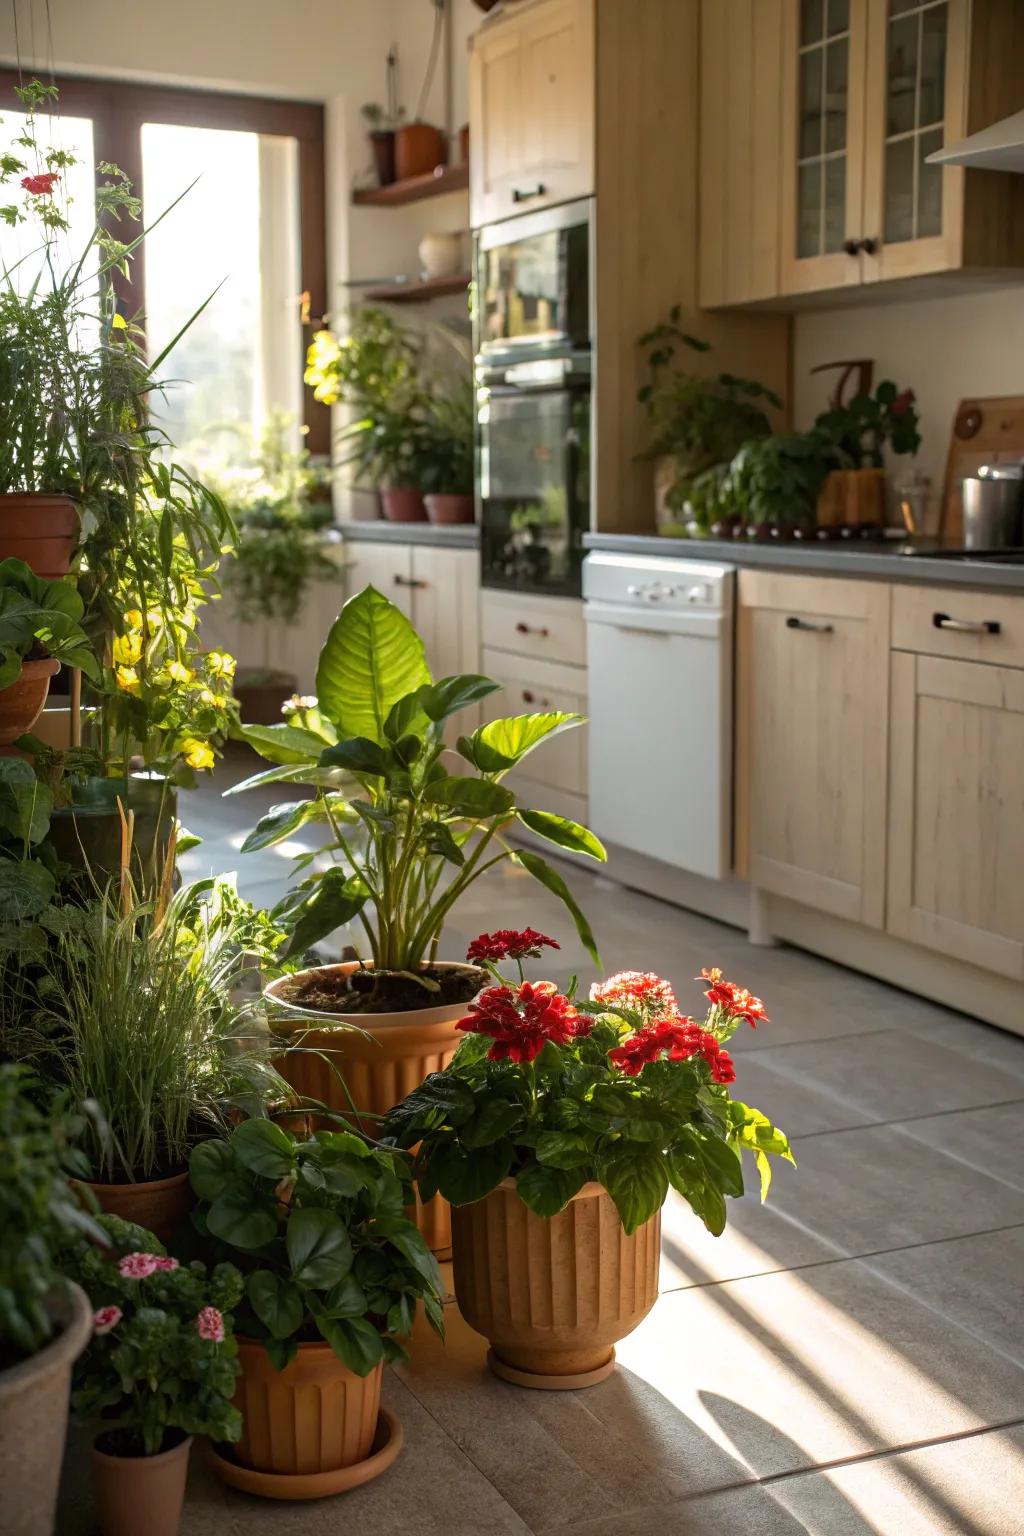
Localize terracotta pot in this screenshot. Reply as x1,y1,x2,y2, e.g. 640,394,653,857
234,669,298,726
380,487,428,523
369,129,396,187
452,1179,661,1388
91,1433,191,1536
0,657,59,746
395,122,447,182
424,493,475,526
83,1170,193,1245
817,467,887,532
0,1284,92,1536
0,492,78,578
265,961,479,1256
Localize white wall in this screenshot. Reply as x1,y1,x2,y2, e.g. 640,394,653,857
793,282,1024,523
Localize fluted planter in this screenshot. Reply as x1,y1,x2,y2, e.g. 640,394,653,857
265,961,480,1257
452,1179,661,1389
82,1170,193,1246
207,1338,401,1501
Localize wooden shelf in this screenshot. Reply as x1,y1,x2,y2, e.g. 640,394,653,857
363,273,470,304
352,162,469,207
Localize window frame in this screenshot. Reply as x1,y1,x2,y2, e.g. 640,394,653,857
0,69,329,454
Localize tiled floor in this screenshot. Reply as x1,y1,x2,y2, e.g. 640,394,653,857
60,757,1024,1534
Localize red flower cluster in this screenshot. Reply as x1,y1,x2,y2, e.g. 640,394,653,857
890,388,915,419
589,971,677,1016
609,1016,736,1084
698,967,769,1028
467,928,560,964
456,980,582,1063
21,172,59,195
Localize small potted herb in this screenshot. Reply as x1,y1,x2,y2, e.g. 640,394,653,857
59,1214,243,1536
717,430,843,541
422,379,475,525
385,941,793,1389
814,381,921,536
189,1119,443,1500
0,558,98,743
361,101,405,187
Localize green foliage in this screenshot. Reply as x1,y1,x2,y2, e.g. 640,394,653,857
0,1065,106,1368
189,1121,444,1374
814,380,921,469
0,558,98,688
59,1214,243,1457
235,586,604,971
690,429,843,535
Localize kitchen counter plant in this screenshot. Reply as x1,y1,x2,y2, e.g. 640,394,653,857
0,1067,104,1536
814,379,921,536
385,942,793,1388
0,558,98,743
189,1117,442,1499
59,1213,242,1536
234,584,604,1250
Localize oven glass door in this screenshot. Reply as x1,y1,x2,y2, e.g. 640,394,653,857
479,387,589,596
477,221,589,353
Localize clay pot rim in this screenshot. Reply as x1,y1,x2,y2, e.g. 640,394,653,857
235,1332,379,1358
265,959,483,1030
0,1281,91,1398
14,656,60,680
0,490,79,507
83,1168,190,1196
207,1406,401,1501
496,1174,607,1205
92,1432,193,1468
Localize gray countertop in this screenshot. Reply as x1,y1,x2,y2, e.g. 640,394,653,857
582,532,1024,593
340,520,479,550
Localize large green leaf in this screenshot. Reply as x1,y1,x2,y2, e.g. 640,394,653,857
0,857,54,921
247,1271,305,1340
461,712,584,773
234,722,329,766
513,849,600,965
600,1149,669,1235
427,1139,513,1206
231,1119,297,1180
373,1216,443,1293
0,759,52,844
284,869,368,958
316,586,430,743
189,1139,237,1201
316,1314,385,1376
422,776,515,819
420,674,501,723
286,1207,354,1287
206,1186,279,1250
240,798,328,853
319,736,389,776
697,1135,745,1199
517,809,606,862
515,1162,587,1218
223,763,344,797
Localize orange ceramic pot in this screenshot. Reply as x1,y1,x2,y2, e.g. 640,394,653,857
394,122,446,181
424,493,475,526
91,1434,191,1536
452,1179,662,1388
265,962,479,1257
0,492,79,577
380,487,428,523
84,1170,194,1245
0,657,59,746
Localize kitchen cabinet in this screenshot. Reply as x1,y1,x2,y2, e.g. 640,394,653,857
480,644,588,821
468,0,594,227
702,0,1024,306
735,570,890,927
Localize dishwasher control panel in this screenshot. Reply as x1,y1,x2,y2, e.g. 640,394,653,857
583,552,732,613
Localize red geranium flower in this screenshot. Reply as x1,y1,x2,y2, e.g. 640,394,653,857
609,1015,736,1083
890,389,916,418
456,980,580,1063
698,967,769,1028
466,928,560,964
21,172,59,195
590,970,677,1016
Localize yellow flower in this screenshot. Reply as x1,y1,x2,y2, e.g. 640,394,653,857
166,659,193,685
182,737,215,771
115,666,140,694
123,608,144,632
207,651,236,679
199,687,226,709
112,633,142,666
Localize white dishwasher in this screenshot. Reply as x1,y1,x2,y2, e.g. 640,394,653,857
583,552,734,879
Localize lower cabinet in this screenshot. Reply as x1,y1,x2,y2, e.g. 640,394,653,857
481,644,588,822
887,650,1024,981
736,571,891,928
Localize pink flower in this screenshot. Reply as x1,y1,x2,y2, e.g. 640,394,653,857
118,1252,159,1279
151,1256,180,1272
196,1307,224,1343
21,171,59,195
92,1305,122,1335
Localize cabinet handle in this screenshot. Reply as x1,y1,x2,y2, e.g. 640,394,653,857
522,690,551,707
842,238,860,256
512,182,546,203
786,616,834,634
933,612,1001,635
515,621,550,637
394,574,426,590
860,236,879,256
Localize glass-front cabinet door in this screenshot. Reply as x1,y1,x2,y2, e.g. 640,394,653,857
861,0,965,282
781,0,868,293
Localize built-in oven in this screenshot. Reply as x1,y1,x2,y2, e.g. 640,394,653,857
474,199,592,597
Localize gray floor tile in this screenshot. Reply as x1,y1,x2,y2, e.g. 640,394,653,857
660,1178,842,1291
896,1101,1024,1191
908,1013,1024,1079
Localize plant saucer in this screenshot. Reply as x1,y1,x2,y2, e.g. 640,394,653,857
207,1407,402,1500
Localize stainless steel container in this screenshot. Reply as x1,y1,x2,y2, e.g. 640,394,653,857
962,463,1024,550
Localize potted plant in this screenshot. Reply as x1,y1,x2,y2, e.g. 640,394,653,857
422,379,475,526
385,945,793,1388
0,558,98,744
361,101,405,187
0,1066,105,1536
15,872,289,1241
814,381,921,536
189,1118,443,1499
637,308,782,537
58,1213,243,1536
705,430,842,541
232,585,603,1251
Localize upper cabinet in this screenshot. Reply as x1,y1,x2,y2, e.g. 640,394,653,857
702,0,1024,306
469,0,594,227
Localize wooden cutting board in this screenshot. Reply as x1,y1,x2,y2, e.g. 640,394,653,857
941,395,1024,543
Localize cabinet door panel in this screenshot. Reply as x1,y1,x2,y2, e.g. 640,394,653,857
481,645,587,799
517,0,595,209
469,22,522,226
737,572,890,926
887,651,1024,978
343,540,414,618
411,547,480,693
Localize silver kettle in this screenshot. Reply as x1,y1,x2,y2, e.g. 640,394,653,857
962,463,1024,551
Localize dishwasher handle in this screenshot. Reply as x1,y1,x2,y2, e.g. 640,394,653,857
786,615,834,634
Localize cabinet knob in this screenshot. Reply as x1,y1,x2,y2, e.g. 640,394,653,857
522,689,550,707
515,621,550,637
512,183,547,204
860,236,879,256
394,574,426,589
933,612,1000,635
786,615,834,634
842,238,860,256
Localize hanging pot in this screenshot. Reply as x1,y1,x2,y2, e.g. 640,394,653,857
0,492,79,578
0,657,60,747
451,1179,661,1388
380,487,428,523
91,1432,191,1536
368,129,396,187
395,123,446,181
80,1169,193,1246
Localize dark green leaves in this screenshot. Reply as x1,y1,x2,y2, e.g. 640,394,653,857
206,1186,278,1250
319,736,390,776
514,849,601,965
515,1162,587,1218
600,1149,669,1235
189,1138,237,1201
247,1272,304,1339
287,1207,354,1287
231,1119,296,1180
423,776,515,819
316,586,430,743
316,1315,384,1377
240,797,328,853
234,722,331,765
517,809,606,862
420,674,501,722
284,869,368,958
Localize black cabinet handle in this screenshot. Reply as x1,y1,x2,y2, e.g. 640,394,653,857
842,238,860,256
842,237,879,256
786,616,834,634
933,612,1000,635
516,621,550,637
512,183,546,203
394,574,426,590
860,236,878,256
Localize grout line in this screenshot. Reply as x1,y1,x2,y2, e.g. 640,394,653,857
792,1093,1024,1140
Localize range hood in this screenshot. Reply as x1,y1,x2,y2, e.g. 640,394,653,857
927,111,1024,173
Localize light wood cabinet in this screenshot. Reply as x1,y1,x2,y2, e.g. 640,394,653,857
481,644,588,816
887,650,1024,980
469,0,594,227
736,570,890,927
702,0,1024,306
